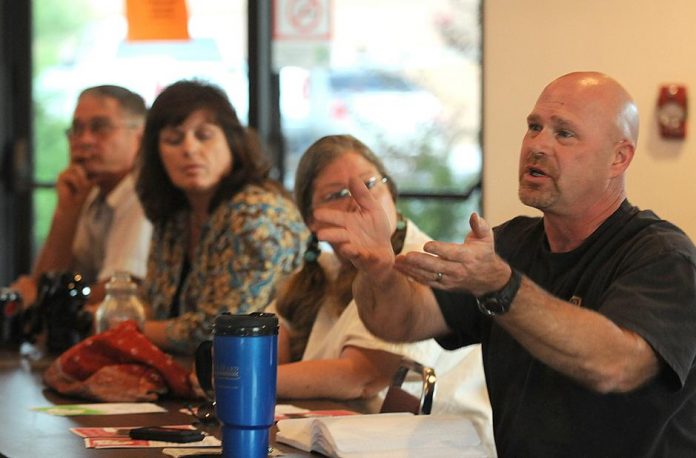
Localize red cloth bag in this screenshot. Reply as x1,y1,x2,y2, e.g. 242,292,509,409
43,320,195,402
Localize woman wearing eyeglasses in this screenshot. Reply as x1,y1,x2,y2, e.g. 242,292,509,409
136,80,308,355
267,135,493,448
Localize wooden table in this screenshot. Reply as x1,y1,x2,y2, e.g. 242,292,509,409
0,348,340,457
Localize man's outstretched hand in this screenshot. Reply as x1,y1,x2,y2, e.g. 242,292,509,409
313,176,396,279
395,213,511,296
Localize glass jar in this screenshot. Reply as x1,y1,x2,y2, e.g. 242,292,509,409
95,271,145,333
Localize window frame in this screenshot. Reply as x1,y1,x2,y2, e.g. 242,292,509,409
1,0,483,283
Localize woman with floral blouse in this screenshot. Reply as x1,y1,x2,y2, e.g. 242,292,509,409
136,80,308,354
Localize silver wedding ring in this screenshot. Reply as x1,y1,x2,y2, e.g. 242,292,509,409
435,272,443,282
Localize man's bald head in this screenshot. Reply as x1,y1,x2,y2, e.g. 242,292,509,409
541,72,640,147
519,72,639,218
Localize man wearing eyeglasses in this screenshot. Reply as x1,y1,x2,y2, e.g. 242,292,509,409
11,85,152,306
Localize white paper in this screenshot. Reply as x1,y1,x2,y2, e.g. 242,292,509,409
32,402,167,416
275,404,310,416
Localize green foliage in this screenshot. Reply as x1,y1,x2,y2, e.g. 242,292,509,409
33,103,69,183
366,120,481,242
32,188,57,247
398,191,480,243
32,0,92,72
32,0,94,246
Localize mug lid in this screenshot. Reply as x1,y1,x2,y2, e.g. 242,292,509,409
213,312,279,336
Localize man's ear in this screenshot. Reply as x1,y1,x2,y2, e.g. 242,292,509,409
610,140,634,177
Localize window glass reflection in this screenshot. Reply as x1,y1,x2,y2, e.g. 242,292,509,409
278,0,482,240
32,0,247,247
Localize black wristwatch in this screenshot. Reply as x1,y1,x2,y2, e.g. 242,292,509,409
476,268,522,316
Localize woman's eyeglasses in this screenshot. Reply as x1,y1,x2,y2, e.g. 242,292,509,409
317,176,389,206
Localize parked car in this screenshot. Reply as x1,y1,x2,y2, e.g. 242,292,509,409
280,67,447,188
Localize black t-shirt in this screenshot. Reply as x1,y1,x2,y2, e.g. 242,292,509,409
434,201,696,457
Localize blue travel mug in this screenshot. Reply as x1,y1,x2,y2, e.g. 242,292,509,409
203,312,278,458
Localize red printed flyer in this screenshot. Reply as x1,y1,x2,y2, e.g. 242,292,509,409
70,425,221,449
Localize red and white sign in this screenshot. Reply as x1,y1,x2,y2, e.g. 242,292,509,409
273,0,332,41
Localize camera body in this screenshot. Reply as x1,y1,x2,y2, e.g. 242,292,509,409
0,288,23,347
1,272,93,353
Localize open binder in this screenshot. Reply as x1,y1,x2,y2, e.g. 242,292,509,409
276,412,487,457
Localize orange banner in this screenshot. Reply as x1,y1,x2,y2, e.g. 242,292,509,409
126,0,190,41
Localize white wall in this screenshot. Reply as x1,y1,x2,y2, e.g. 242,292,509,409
484,0,696,240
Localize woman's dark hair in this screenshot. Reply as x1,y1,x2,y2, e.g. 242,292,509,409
136,79,280,223
275,134,399,361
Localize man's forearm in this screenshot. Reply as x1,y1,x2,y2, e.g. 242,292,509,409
497,276,660,393
32,208,81,276
353,268,447,343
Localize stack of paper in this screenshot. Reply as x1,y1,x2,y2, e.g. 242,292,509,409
276,412,487,457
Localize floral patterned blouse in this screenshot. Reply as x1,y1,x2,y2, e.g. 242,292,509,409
141,183,308,354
